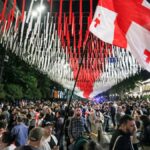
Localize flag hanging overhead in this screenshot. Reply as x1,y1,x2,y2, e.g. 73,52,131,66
0,0,141,98
90,0,150,72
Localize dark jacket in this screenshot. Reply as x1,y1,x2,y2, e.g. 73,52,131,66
109,129,134,150
15,145,40,150
140,124,150,146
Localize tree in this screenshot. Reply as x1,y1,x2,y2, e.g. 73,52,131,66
0,45,66,101
0,84,5,99
4,84,23,101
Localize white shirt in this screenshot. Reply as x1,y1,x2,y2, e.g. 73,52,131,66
2,144,16,150
40,140,51,150
41,135,58,150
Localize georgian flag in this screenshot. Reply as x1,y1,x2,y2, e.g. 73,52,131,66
90,0,150,72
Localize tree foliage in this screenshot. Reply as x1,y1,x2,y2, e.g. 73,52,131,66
4,84,23,100
0,45,63,101
0,84,5,99
107,70,150,96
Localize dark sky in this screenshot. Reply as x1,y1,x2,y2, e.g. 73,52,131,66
16,0,98,14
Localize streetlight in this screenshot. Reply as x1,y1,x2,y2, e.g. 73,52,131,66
32,5,45,18
37,5,45,13
32,11,38,18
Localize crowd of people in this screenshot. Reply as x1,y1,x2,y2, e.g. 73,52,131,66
0,98,149,150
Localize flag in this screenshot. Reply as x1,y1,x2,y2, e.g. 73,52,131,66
90,0,150,72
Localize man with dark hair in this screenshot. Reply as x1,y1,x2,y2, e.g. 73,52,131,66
68,107,90,142
68,107,90,150
11,116,28,146
109,115,136,150
1,131,16,149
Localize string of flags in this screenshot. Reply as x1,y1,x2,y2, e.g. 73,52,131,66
0,0,141,98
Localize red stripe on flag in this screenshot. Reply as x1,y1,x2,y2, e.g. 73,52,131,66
69,0,72,25
113,19,127,48
0,0,8,21
58,0,63,36
48,0,53,13
71,13,74,36
98,0,114,11
15,0,25,31
63,13,66,37
144,49,150,63
6,0,16,30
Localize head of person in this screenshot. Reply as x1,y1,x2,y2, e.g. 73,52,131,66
16,115,24,124
56,111,61,118
140,115,150,127
74,107,82,118
1,131,15,147
43,122,54,137
94,105,99,111
46,108,52,114
29,127,43,146
118,115,136,136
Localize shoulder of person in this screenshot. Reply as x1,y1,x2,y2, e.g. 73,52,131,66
4,144,16,150
51,134,58,145
15,145,39,150
40,141,51,150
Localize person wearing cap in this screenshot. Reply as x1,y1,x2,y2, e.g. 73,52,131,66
41,122,58,150
15,127,43,150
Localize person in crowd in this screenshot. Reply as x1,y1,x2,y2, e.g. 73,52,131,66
37,112,45,127
68,107,90,143
8,108,18,131
85,105,92,132
0,97,149,149
26,113,36,134
139,115,150,150
15,127,43,150
43,108,55,125
109,102,117,129
103,105,110,132
0,120,7,137
125,104,132,116
109,115,137,150
1,131,16,150
1,106,10,122
90,104,104,141
28,106,36,119
55,111,64,140
11,116,28,146
0,121,8,148
64,108,74,147
41,122,58,150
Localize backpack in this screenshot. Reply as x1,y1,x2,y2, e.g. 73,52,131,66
73,136,89,150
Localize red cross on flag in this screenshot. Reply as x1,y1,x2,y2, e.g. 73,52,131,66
90,0,150,72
